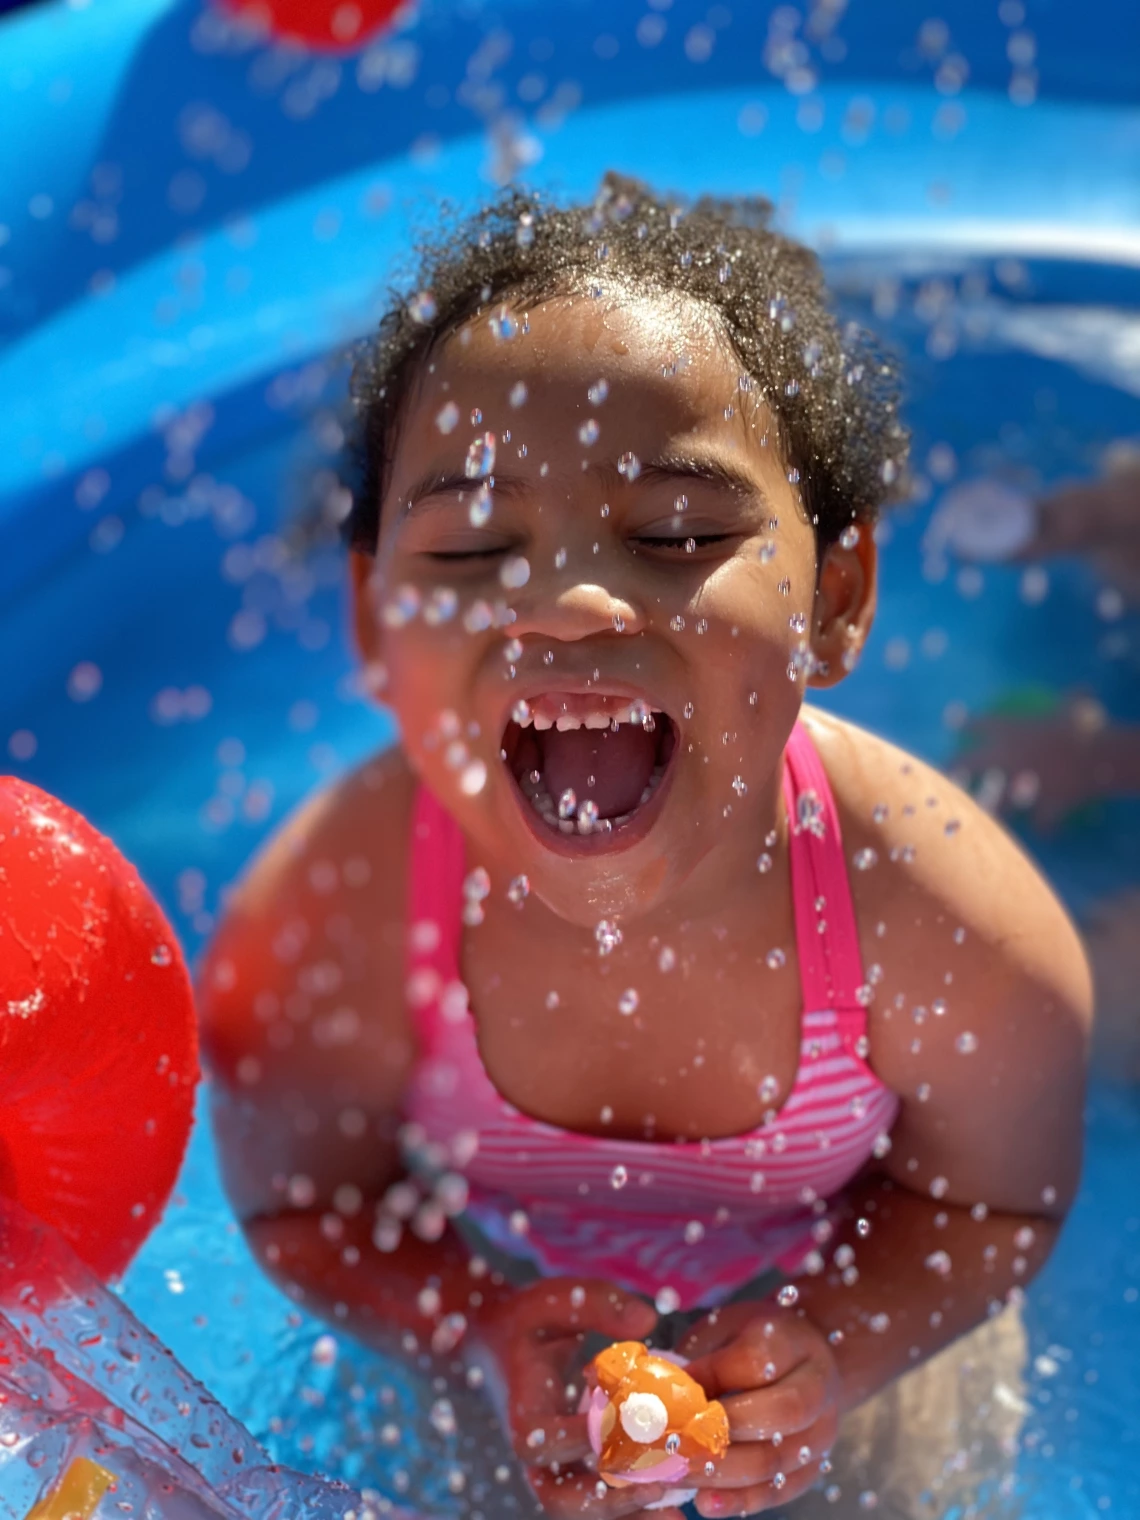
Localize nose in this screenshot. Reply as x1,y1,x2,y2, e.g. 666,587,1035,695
508,576,647,642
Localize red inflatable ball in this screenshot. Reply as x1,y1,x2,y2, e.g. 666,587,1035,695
0,778,199,1282
218,0,403,51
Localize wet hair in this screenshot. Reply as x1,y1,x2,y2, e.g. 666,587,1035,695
344,172,908,556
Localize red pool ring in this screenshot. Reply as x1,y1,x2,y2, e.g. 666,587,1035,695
0,778,199,1281
218,0,403,51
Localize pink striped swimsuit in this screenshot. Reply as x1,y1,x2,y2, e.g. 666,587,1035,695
401,721,899,1312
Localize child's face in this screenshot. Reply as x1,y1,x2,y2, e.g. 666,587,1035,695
353,290,874,925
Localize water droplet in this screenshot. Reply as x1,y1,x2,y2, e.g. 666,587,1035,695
732,775,748,796
424,586,458,625
840,523,861,549
459,760,487,796
778,577,791,595
758,541,777,563
509,381,528,408
617,451,641,481
955,1031,978,1054
465,432,497,479
930,1176,949,1199
578,418,600,446
853,847,879,870
658,945,676,972
407,289,437,323
516,212,535,247
587,378,610,406
610,1164,628,1190
777,1284,799,1307
665,1432,682,1455
669,614,687,632
383,585,421,628
499,555,530,590
503,637,524,663
507,874,530,906
554,547,567,569
577,799,600,833
468,483,492,527
489,306,518,340
757,851,773,873
618,988,639,1015
766,947,786,969
612,614,625,633
759,1074,780,1103
595,918,622,955
151,944,173,966
787,467,801,484
436,401,459,434
789,612,807,632
463,599,493,633
655,1285,681,1314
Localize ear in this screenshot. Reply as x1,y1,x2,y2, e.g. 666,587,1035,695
808,521,878,688
348,548,384,668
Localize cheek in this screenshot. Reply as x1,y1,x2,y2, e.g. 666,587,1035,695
384,629,477,751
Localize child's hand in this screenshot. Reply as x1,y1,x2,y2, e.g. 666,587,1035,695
676,1302,840,1518
469,1277,685,1519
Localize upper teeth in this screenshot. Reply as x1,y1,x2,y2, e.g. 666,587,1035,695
516,706,660,732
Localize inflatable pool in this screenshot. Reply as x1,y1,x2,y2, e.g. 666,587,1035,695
2,0,1138,1514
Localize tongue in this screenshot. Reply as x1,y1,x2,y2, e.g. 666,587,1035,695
539,725,657,819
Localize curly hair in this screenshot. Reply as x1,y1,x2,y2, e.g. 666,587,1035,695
344,172,908,555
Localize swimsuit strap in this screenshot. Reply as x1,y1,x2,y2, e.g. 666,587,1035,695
406,784,467,1041
781,722,868,1049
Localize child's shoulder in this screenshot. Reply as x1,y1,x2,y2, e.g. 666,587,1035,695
804,705,1086,961
804,706,1092,1073
225,744,417,923
201,744,418,1028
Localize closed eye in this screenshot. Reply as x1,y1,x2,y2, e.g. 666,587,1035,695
632,533,735,550
426,547,509,561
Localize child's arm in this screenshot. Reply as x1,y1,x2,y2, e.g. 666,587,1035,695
196,752,464,1351
198,756,670,1519
676,724,1092,1516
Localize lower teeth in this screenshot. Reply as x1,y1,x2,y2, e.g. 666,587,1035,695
522,765,666,835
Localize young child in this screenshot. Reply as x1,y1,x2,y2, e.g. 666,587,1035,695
199,176,1092,1520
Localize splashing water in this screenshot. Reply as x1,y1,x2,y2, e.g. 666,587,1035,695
407,289,437,323
465,432,497,479
595,919,622,955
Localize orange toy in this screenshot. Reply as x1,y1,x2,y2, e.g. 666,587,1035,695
583,1342,730,1503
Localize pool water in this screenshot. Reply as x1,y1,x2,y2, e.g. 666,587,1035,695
2,0,1139,1512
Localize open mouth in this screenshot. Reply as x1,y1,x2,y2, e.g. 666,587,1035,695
501,693,679,841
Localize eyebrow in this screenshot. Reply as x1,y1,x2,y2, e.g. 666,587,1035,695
399,450,765,516
399,469,528,516
629,451,764,500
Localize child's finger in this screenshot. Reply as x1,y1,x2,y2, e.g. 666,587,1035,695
528,1466,673,1519
691,1457,822,1517
717,1359,829,1439
684,1328,802,1400
687,1409,836,1490
518,1278,658,1342
513,1410,593,1466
